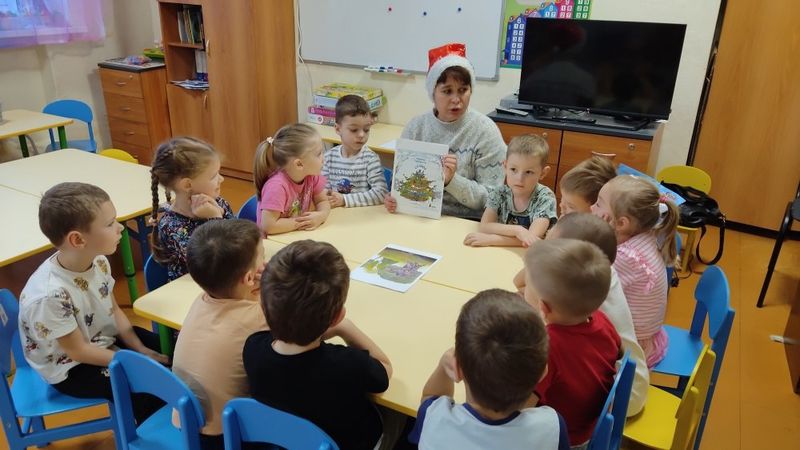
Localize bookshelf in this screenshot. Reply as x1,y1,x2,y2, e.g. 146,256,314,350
158,0,297,176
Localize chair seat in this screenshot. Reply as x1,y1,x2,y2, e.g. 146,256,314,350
127,405,183,450
11,366,108,417
624,386,680,450
652,325,705,378
47,139,97,153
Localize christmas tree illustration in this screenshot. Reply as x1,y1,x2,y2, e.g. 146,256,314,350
397,169,435,202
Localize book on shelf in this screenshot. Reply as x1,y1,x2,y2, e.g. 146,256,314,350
306,112,336,126
177,5,204,45
308,106,336,117
313,94,385,110
194,49,207,81
313,83,383,101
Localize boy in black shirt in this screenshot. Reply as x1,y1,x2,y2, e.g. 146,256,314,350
243,240,393,450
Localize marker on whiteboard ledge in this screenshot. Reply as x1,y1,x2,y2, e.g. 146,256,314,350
364,65,409,75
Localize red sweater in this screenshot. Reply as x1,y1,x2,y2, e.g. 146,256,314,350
536,311,621,446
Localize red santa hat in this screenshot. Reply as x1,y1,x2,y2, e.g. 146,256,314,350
426,43,475,100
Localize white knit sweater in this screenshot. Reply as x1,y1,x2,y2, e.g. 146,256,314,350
401,109,506,219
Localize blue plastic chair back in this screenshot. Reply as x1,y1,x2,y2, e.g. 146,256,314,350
144,255,169,292
110,350,204,449
42,99,97,152
588,352,636,450
222,398,338,450
383,167,393,189
690,265,734,448
237,195,259,222
1,289,118,450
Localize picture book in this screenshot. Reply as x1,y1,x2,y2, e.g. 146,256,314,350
313,94,385,110
313,83,383,101
390,138,448,219
350,245,441,293
616,163,685,206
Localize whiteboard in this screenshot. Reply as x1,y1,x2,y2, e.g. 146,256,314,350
297,0,504,80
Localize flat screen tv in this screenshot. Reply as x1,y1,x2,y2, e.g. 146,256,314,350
518,19,687,120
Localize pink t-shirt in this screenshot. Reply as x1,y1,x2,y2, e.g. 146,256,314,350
614,231,669,368
257,171,326,227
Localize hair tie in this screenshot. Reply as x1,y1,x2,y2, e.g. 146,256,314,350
658,194,670,203
266,137,274,145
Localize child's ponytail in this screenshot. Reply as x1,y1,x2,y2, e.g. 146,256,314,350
253,123,321,201
654,199,680,267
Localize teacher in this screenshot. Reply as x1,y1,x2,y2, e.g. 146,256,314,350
386,43,506,219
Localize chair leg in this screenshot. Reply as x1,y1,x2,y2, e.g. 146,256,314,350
681,230,697,272
28,416,51,448
757,203,793,308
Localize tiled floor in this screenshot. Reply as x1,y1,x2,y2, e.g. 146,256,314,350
2,177,799,449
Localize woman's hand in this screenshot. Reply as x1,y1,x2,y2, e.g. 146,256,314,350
442,154,458,186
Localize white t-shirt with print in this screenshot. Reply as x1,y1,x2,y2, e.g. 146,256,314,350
18,254,118,384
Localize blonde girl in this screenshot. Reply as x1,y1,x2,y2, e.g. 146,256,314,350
253,123,330,235
149,137,232,281
592,175,679,367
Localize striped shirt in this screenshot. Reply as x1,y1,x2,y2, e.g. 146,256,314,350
614,231,669,368
322,144,388,207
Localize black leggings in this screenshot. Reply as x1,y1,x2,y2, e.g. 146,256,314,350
52,326,165,424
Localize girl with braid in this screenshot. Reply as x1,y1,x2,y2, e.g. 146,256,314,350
149,137,234,281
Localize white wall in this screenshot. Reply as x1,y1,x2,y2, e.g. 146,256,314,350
0,0,155,162
294,0,721,171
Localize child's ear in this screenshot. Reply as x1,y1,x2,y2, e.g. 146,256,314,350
540,299,553,316
177,177,192,193
65,230,86,249
615,215,632,233
540,165,551,180
502,159,509,170
292,157,304,170
538,363,549,384
454,356,465,383
334,122,342,137
329,306,346,328
242,267,257,287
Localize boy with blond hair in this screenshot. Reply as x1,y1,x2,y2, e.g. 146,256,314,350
19,182,166,423
557,156,616,216
410,289,569,450
464,134,556,247
524,239,621,448
243,240,392,450
171,219,267,450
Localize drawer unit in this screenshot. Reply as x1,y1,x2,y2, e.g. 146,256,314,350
98,66,171,165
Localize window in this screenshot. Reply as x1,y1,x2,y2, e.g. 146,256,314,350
0,0,104,49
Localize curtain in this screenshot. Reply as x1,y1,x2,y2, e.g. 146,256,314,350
0,0,104,49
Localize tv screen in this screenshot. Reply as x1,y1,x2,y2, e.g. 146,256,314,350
518,19,687,120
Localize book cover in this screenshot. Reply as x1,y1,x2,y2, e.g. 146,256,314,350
391,138,448,220
313,83,383,101
308,106,336,117
616,164,685,206
350,244,441,293
306,113,336,126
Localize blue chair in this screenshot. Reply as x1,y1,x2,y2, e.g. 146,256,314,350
42,99,97,152
109,350,204,450
588,352,636,450
237,195,259,222
0,289,118,450
383,167,393,189
652,265,734,449
222,398,338,450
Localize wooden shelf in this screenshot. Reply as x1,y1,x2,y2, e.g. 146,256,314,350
166,41,204,49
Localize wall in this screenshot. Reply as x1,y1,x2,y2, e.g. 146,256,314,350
294,0,721,171
0,0,155,162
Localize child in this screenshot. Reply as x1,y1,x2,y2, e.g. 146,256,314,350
592,175,679,368
19,182,167,424
409,289,569,450
172,219,267,450
149,137,233,281
243,240,392,450
558,156,617,216
464,134,556,247
253,123,330,235
524,239,621,448
385,43,505,219
322,94,388,207
540,213,649,417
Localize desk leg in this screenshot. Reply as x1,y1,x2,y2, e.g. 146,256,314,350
120,228,139,302
158,324,174,356
18,136,30,158
57,126,68,150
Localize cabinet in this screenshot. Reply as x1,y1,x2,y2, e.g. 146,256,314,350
158,0,297,178
492,115,662,198
98,67,171,165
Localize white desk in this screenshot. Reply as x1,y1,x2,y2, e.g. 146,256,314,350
0,109,73,157
0,187,52,266
133,239,469,416
268,206,525,294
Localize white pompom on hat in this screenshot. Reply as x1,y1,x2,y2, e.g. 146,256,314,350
425,43,476,100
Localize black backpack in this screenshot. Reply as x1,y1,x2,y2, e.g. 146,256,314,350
660,182,726,266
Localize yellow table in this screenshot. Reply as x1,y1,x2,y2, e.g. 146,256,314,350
0,109,74,158
310,122,403,155
0,187,52,266
268,206,525,294
0,149,159,300
133,239,469,416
